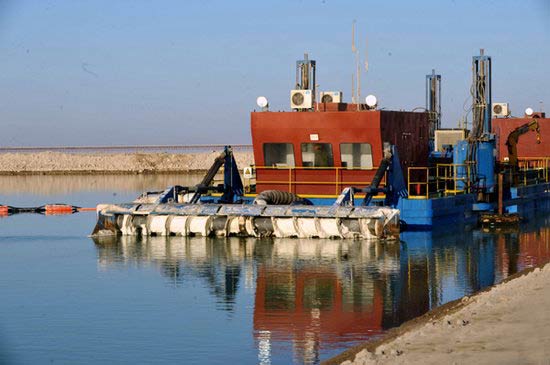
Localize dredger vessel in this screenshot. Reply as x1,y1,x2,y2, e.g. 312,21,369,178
92,50,549,240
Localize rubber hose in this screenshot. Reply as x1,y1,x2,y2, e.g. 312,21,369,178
254,190,305,205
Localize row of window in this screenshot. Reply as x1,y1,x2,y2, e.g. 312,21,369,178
263,143,373,169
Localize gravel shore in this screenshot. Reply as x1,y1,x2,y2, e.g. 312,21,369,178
328,263,550,365
0,151,255,174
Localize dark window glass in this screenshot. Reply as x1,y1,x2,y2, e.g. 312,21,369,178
301,143,334,167
263,143,295,167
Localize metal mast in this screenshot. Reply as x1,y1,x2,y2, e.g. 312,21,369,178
296,53,316,100
426,69,441,141
471,49,492,139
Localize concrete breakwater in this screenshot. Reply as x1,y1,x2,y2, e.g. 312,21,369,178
0,151,255,175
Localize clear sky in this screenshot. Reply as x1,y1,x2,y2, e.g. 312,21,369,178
0,0,548,146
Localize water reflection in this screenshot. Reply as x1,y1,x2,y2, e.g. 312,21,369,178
94,235,253,311
92,216,549,364
0,174,202,195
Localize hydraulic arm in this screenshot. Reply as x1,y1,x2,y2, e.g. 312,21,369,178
362,143,408,207
506,120,541,169
190,146,243,204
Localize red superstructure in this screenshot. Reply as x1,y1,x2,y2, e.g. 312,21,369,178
251,105,430,196
492,117,550,162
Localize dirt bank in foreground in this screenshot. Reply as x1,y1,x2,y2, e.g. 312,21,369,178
326,263,550,365
0,151,255,174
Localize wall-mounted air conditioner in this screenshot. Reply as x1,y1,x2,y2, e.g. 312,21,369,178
492,103,510,118
320,91,343,103
290,89,313,109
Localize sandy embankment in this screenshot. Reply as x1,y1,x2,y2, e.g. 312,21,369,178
0,151,255,174
329,263,550,365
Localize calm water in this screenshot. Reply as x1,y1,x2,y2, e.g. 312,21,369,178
1,175,549,364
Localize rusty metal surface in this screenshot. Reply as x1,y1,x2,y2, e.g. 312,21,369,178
91,212,119,236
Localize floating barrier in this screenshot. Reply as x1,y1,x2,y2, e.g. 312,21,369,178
92,203,400,240
43,204,75,215
0,204,96,216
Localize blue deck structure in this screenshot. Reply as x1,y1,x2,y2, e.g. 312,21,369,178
235,186,548,231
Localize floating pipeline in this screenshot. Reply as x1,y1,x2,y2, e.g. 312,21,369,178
91,203,400,240
0,204,96,216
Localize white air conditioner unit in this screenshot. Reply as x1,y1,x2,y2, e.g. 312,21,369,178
320,91,343,103
492,103,510,118
290,89,313,109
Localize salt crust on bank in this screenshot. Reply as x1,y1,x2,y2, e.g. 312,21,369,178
0,151,254,174
340,264,550,365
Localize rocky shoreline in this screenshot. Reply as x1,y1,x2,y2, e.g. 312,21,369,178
0,151,255,175
325,263,550,365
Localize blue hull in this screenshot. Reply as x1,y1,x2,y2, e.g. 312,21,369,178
234,182,550,231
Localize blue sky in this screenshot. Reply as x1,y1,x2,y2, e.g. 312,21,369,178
0,0,548,146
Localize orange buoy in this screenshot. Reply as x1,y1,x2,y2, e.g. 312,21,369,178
0,204,95,216
43,204,75,215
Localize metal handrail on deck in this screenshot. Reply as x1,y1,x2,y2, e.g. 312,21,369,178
407,163,476,198
435,163,472,195
407,167,431,199
250,157,549,199
253,165,384,195
518,157,550,183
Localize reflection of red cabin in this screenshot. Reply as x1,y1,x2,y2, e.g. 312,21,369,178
251,106,430,196
253,266,384,349
518,225,550,268
497,224,550,276
492,118,550,162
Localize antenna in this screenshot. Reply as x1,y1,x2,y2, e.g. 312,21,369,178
351,20,357,53
364,36,369,72
351,20,361,108
357,46,361,107
351,74,355,104
351,20,357,104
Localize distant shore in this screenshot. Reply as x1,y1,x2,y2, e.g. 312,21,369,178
325,262,550,365
0,151,255,175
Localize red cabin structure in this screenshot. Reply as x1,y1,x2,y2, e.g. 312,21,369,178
251,105,430,196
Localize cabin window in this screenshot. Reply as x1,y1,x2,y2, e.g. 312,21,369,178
340,143,373,169
263,143,295,167
301,143,334,167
